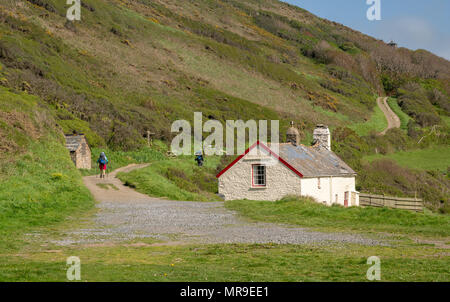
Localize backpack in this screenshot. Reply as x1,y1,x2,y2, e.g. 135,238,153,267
99,155,108,165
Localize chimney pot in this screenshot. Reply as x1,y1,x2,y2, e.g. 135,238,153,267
313,124,331,151
286,121,301,146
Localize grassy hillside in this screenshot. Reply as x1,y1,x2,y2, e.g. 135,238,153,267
349,102,388,136
0,0,449,212
0,87,94,250
387,97,411,130
364,146,450,172
117,156,221,201
0,0,447,150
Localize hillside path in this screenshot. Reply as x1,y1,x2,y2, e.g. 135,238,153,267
54,165,383,246
377,97,401,135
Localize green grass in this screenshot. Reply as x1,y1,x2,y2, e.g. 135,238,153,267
0,241,448,281
363,146,450,172
81,141,168,176
441,115,450,128
226,197,450,237
0,137,94,232
387,97,411,130
117,155,221,201
96,183,119,191
0,88,94,252
349,104,388,136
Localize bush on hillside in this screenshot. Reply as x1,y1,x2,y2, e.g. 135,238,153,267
358,159,449,213
397,82,441,127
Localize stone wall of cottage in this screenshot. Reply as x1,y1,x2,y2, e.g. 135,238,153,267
218,145,358,204
218,146,302,201
73,138,91,169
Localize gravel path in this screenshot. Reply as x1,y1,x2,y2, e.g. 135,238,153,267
378,97,401,135
54,164,382,246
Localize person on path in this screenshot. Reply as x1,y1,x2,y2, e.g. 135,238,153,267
97,152,109,178
195,152,204,167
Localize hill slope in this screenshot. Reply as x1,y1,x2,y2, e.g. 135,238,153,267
0,0,449,211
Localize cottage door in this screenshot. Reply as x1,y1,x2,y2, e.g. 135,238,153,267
344,192,349,207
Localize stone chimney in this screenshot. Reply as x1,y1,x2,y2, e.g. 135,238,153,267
286,121,301,146
313,124,331,151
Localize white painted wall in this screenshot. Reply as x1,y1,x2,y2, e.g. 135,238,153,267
300,176,357,206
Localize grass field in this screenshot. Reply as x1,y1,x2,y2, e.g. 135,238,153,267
226,197,450,238
0,193,448,282
0,240,448,282
363,146,450,172
117,156,221,201
387,97,411,130
81,142,168,176
0,88,95,253
0,89,93,232
349,104,388,136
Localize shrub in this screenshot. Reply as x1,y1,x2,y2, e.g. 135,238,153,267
397,82,441,127
358,159,449,212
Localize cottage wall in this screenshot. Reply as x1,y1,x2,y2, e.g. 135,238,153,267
217,144,358,205
300,176,356,206
72,138,91,169
78,138,91,169
218,149,302,201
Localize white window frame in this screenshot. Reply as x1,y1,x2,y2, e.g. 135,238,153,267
252,164,266,187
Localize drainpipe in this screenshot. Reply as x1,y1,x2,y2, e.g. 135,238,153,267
329,176,333,205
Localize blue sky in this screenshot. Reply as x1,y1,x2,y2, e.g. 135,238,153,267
283,0,450,60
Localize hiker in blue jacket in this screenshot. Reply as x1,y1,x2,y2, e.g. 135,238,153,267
97,152,109,178
195,152,204,167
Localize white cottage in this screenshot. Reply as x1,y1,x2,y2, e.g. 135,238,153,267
216,124,359,207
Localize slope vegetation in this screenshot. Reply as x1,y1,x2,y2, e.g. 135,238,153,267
0,0,449,211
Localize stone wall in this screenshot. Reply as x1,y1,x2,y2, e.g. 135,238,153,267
73,137,91,169
218,144,358,204
313,125,331,151
218,146,302,201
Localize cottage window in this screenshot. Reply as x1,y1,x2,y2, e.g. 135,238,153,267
318,178,321,189
252,165,266,187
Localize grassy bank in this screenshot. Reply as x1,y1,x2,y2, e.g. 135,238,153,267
349,104,388,136
0,88,94,251
81,142,168,176
226,197,450,238
117,156,221,201
387,97,411,130
363,146,450,172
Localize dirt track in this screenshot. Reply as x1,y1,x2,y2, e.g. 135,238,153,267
51,165,383,247
377,97,401,135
